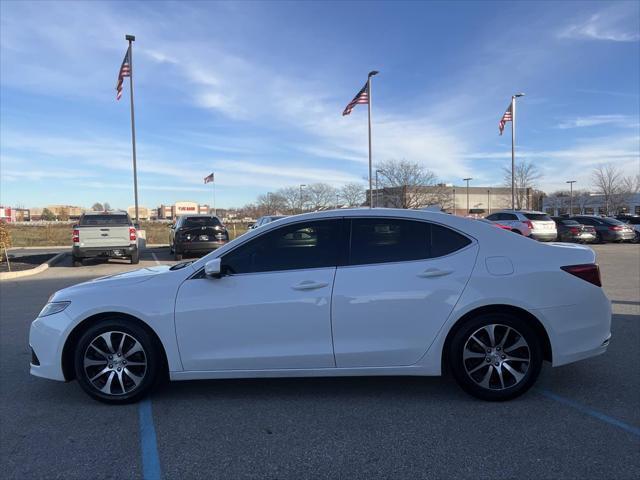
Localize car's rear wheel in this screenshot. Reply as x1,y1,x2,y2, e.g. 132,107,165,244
449,313,543,401
130,249,139,264
74,319,162,404
174,251,183,261
72,256,83,267
596,232,604,244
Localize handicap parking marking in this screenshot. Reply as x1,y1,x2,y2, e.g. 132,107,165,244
540,389,640,438
139,398,162,480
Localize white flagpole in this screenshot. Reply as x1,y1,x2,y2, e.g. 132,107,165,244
510,93,525,210
367,71,379,208
125,34,139,223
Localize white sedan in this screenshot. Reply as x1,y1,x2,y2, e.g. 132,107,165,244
29,209,611,404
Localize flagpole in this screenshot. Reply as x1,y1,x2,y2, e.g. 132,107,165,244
511,95,516,210
213,176,217,217
367,71,379,209
126,34,139,223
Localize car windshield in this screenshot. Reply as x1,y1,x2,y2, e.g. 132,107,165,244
524,213,552,221
79,214,129,226
182,217,221,227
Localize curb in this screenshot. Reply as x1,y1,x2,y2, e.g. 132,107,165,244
0,251,68,281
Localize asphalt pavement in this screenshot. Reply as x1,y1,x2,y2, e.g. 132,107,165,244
0,244,638,479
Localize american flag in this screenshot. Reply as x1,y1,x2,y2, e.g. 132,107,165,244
204,173,214,184
115,46,131,101
342,82,369,116
498,103,513,135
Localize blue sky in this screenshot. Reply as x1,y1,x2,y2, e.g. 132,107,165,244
1,0,638,210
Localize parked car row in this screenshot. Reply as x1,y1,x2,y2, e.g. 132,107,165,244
484,210,637,244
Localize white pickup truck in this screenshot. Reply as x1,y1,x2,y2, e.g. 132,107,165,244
72,211,139,266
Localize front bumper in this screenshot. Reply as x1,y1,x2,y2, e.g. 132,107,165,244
29,310,72,382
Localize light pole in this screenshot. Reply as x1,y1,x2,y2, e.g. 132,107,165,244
463,178,472,215
375,169,386,208
511,93,525,210
335,193,340,209
267,192,272,215
566,180,576,216
299,184,306,214
487,189,491,214
452,188,456,215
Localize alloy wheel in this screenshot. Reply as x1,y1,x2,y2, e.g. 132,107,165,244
462,324,531,391
83,331,148,396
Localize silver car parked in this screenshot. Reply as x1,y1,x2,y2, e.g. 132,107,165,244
485,210,557,241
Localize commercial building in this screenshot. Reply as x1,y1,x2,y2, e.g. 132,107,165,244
156,202,211,220
127,206,151,221
368,185,538,215
543,192,640,216
45,205,84,220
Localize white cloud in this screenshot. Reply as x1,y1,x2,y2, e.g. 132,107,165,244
556,115,637,129
559,5,640,42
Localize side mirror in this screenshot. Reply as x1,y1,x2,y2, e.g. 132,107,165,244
204,258,222,277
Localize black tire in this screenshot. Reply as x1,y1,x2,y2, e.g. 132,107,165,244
130,249,139,264
169,242,174,254
72,256,83,267
596,232,604,244
449,312,543,401
73,318,163,404
174,251,183,261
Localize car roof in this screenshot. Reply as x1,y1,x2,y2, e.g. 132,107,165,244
491,209,546,215
82,210,128,215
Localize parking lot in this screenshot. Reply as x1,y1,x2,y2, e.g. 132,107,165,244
0,244,638,479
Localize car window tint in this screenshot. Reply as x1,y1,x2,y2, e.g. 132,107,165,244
182,217,220,228
222,220,342,274
79,215,130,226
430,224,472,257
350,219,429,265
524,213,552,221
561,220,580,226
485,214,498,221
603,218,625,226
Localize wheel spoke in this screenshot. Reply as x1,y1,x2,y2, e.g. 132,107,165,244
84,358,107,368
117,333,127,355
497,327,511,349
89,343,109,359
89,366,110,382
100,333,116,354
100,371,116,394
504,336,528,353
503,362,525,383
463,348,485,361
123,368,144,387
485,325,497,347
468,362,489,375
478,365,494,388
125,360,146,367
470,335,489,351
124,340,143,358
116,370,126,393
495,364,506,389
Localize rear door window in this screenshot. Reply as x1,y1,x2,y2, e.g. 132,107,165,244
504,213,518,220
348,218,471,266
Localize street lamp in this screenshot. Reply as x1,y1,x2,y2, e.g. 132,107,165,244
566,180,576,216
299,184,306,213
375,169,386,208
463,177,472,215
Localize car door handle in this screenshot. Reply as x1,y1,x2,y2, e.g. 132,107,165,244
418,268,453,278
291,280,329,291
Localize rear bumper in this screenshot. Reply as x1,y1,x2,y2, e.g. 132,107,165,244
73,245,137,258
608,231,636,241
175,240,227,253
530,231,557,241
534,292,611,367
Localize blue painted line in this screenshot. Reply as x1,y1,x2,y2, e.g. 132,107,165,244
138,398,162,480
541,390,640,438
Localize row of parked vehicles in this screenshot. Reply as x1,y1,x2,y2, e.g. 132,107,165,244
484,210,638,244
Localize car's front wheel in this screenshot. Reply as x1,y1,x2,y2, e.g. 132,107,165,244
449,313,543,401
74,319,163,404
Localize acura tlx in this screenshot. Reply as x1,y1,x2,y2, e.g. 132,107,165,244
29,209,611,404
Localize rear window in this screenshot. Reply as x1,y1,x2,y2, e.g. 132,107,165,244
627,218,640,225
79,214,130,226
523,213,552,221
182,217,221,227
560,220,580,226
602,218,625,226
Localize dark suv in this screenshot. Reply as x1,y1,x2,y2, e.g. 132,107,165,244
170,215,229,260
570,215,635,243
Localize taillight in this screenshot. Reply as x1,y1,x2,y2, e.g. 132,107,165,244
608,226,623,231
72,229,79,243
524,220,534,229
569,227,579,234
129,227,137,241
561,264,601,287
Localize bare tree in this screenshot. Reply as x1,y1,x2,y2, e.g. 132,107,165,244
591,164,636,215
502,160,542,210
305,183,336,211
103,202,111,212
339,183,366,207
376,159,448,209
574,189,594,214
91,202,104,211
257,192,287,216
545,191,569,214
276,186,305,214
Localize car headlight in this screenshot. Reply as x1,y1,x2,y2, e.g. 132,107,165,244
38,301,71,318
